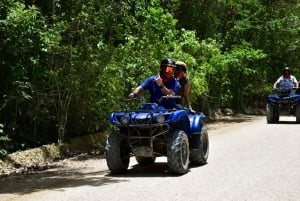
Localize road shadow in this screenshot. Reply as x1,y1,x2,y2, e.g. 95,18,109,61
0,160,183,195
106,159,209,178
0,166,124,195
106,162,183,178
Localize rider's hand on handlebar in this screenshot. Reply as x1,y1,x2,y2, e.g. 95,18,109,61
128,92,136,99
189,108,196,114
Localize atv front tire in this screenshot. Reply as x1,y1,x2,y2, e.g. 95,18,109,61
266,103,279,123
167,130,189,174
105,131,130,174
189,127,209,165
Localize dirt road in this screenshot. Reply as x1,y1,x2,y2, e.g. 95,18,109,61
1,115,300,201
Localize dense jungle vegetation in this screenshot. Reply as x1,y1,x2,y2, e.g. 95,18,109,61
1,0,299,154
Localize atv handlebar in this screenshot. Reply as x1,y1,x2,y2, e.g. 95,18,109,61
272,87,299,93
158,95,181,103
273,87,299,90
124,95,181,103
271,87,300,96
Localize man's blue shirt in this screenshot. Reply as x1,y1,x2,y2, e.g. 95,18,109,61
141,75,180,109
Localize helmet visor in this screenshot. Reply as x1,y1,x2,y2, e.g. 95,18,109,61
165,66,174,73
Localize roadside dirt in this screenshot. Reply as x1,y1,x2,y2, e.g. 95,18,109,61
0,114,259,178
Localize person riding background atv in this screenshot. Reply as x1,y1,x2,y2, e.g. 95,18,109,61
128,58,180,109
266,66,300,123
273,67,298,92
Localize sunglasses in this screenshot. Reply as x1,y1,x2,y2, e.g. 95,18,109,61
165,66,174,73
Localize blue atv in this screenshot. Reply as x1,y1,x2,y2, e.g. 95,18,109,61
105,95,209,175
266,88,300,123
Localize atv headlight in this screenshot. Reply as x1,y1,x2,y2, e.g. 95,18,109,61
120,116,129,124
156,115,165,123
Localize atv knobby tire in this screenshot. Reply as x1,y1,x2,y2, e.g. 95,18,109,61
105,131,130,174
296,104,300,123
266,103,279,123
189,126,209,165
167,130,189,174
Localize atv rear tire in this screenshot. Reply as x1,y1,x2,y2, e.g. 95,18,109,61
189,127,209,165
105,131,130,174
296,104,300,123
167,130,189,174
135,156,156,165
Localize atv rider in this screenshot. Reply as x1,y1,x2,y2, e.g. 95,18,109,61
128,58,180,109
174,61,196,113
273,67,298,92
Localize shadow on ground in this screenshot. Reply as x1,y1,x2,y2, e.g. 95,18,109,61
0,167,118,195
107,162,181,178
0,157,182,195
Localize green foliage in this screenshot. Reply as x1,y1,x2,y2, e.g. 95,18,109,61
0,2,53,147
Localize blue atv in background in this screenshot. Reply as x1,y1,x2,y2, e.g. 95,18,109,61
266,88,300,123
105,95,209,175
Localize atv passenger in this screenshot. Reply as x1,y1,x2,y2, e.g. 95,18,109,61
174,61,196,114
273,67,298,91
128,58,180,109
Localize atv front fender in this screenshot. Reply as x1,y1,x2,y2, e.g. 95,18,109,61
188,113,206,133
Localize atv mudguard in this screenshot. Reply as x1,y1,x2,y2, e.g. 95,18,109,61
188,113,206,133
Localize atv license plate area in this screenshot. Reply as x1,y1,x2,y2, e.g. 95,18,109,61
132,146,153,157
